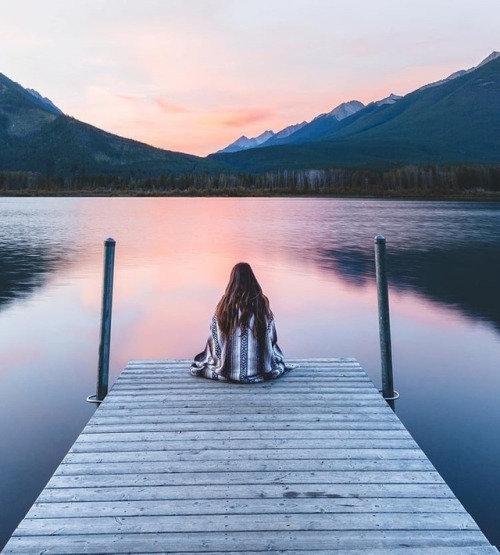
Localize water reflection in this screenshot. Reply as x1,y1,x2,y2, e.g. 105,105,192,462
316,242,500,331
0,197,82,310
317,246,375,286
2,198,499,333
0,243,71,309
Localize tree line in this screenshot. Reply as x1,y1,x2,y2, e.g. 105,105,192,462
1,165,500,196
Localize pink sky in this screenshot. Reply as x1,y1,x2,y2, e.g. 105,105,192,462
1,0,498,156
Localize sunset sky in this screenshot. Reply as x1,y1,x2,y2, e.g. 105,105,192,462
1,0,498,156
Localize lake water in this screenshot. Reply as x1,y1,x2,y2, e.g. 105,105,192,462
1,197,499,550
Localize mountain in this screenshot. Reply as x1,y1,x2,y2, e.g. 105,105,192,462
217,101,364,153
419,50,500,92
0,73,222,177
211,53,500,172
26,88,63,116
257,121,308,147
217,130,274,153
264,96,402,148
218,122,310,153
259,100,366,148
373,93,402,107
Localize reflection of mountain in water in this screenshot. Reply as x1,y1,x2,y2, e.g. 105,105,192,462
0,244,70,309
317,243,500,331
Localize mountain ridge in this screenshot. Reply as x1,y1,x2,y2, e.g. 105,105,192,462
217,129,275,153
0,72,223,177
215,52,500,157
210,52,500,172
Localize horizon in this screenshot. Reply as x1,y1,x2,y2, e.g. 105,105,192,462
1,1,498,157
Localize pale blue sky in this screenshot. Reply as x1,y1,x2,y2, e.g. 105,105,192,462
1,0,498,155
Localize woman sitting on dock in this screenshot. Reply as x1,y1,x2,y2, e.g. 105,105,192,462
190,262,293,383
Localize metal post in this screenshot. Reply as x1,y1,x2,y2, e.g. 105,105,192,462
87,238,115,403
374,235,398,401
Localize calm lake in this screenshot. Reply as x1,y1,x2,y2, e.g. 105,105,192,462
0,197,499,550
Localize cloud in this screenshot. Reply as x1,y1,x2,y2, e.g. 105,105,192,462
116,93,142,103
203,108,274,128
154,98,189,114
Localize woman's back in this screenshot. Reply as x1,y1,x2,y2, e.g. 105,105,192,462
190,263,293,383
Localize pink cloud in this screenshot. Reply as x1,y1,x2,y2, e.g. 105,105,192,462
116,93,142,103
203,108,274,128
154,98,189,114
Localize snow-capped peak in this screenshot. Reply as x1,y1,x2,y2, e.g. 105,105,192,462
273,121,307,140
235,130,274,146
324,100,365,121
374,93,402,107
445,52,500,79
420,51,500,92
477,51,500,68
217,130,275,153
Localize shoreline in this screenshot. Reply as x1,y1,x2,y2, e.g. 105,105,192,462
1,190,500,201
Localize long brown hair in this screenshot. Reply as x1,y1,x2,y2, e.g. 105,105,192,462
215,262,273,339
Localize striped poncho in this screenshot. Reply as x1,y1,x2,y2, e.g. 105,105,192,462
190,314,293,383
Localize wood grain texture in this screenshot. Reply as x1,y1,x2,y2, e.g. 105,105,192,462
3,358,497,554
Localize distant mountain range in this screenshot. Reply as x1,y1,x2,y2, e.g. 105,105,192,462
213,52,500,171
0,73,222,177
217,100,368,153
1,52,499,180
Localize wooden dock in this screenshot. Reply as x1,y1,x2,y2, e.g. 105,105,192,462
3,358,498,554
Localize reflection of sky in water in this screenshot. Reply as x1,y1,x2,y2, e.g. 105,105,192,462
0,197,500,549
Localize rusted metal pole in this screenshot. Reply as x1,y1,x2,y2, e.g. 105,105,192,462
88,238,115,403
374,235,397,401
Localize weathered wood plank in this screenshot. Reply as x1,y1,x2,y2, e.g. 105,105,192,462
110,384,377,393
116,374,369,383
68,438,420,453
3,530,492,554
101,393,385,403
85,422,404,435
61,447,430,463
37,483,457,503
9,549,497,555
28,496,467,518
86,421,394,432
96,400,388,410
81,421,405,433
55,458,435,475
76,429,410,442
95,404,393,415
114,377,370,385
46,470,446,489
85,408,404,430
14,512,480,535
194,550,500,555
